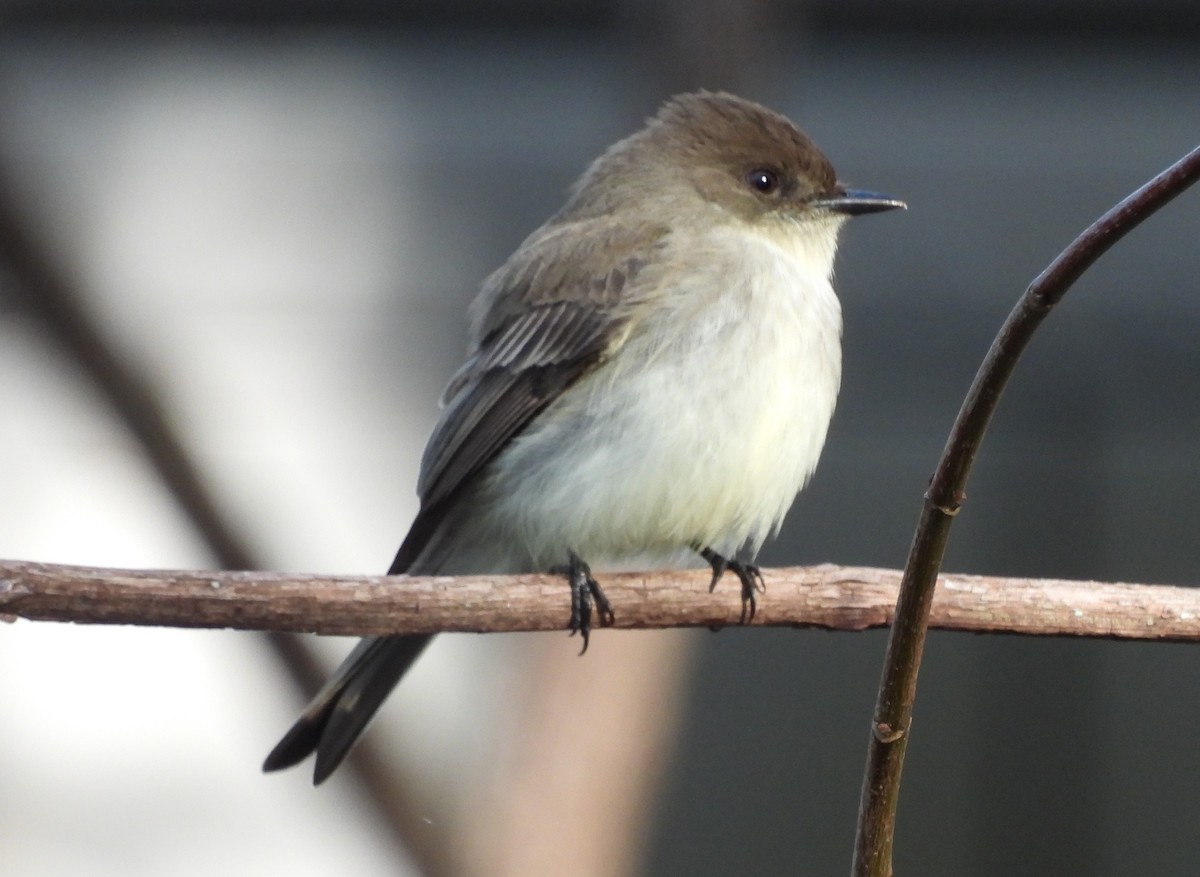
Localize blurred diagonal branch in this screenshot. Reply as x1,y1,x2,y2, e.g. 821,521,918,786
3,559,1198,642
0,177,452,876
455,630,696,877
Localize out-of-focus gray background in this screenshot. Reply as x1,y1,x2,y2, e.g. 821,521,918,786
1,3,1197,875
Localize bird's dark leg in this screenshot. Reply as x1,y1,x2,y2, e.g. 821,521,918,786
698,545,766,624
552,551,614,654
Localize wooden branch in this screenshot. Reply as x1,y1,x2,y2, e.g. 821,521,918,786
0,173,444,872
2,559,1197,641
852,143,1200,877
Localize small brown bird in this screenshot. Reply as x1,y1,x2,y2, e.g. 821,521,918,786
264,91,904,783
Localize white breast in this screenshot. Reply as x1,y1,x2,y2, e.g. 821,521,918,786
484,220,844,570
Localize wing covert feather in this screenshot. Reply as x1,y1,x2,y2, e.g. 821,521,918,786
415,219,668,513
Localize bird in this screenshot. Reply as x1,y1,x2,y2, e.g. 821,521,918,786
263,90,904,784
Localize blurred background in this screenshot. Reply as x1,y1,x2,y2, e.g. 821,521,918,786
1,2,1197,875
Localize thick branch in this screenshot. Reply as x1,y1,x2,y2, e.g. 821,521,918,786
2,559,1197,641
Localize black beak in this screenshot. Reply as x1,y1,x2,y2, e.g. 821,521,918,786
815,188,906,216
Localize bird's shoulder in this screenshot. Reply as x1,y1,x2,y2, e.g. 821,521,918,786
412,217,671,512
437,217,671,407
469,216,671,345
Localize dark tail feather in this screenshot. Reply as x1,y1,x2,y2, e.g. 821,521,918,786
262,634,432,783
263,503,454,781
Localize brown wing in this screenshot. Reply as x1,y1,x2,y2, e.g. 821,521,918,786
417,302,616,509
388,218,667,573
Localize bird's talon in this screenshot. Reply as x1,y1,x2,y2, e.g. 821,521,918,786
557,552,611,653
700,546,765,625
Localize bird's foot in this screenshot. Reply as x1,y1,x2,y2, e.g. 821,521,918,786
552,552,614,654
698,546,765,624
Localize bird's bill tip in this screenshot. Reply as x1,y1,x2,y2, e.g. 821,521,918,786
816,189,907,216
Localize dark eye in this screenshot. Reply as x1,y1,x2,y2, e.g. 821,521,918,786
746,168,780,194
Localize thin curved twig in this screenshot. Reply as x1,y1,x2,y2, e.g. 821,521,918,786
851,144,1200,877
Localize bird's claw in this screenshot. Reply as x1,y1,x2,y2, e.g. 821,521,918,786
555,552,614,654
699,546,765,623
